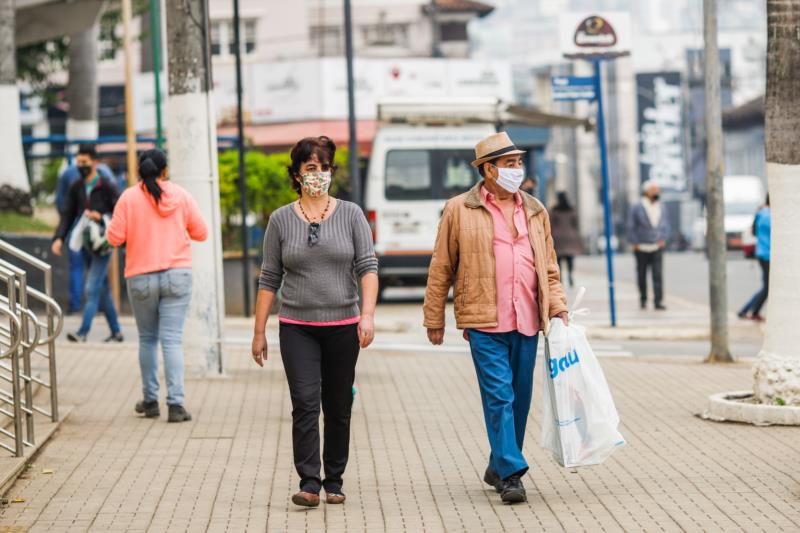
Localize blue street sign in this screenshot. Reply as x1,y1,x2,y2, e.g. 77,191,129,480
551,76,596,101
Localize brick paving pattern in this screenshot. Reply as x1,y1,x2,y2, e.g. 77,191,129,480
0,337,797,532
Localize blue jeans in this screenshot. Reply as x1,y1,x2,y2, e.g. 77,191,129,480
467,329,539,480
67,244,85,313
128,268,192,406
78,252,121,336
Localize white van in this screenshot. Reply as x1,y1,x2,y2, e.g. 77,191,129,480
364,120,495,293
690,175,766,250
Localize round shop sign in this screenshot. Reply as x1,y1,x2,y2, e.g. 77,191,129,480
560,12,631,60
574,16,617,47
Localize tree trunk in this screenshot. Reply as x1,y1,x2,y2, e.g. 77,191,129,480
753,0,800,405
0,0,32,194
66,24,99,141
166,0,225,374
703,0,732,362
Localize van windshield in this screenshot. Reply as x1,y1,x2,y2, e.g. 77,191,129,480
385,149,481,200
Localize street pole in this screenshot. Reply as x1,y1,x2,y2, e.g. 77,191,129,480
593,58,617,327
343,0,360,206
703,0,732,362
116,0,138,310
150,0,164,149
232,0,251,317
429,0,442,58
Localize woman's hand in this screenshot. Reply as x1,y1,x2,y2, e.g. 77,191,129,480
251,332,268,367
358,314,375,349
85,209,103,222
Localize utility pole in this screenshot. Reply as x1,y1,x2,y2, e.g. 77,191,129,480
166,0,226,374
149,0,164,148
344,0,360,206
66,25,99,143
429,0,442,58
703,0,732,363
232,0,251,316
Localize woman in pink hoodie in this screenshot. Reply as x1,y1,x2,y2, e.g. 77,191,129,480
107,149,208,423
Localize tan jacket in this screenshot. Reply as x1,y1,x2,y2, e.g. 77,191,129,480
423,182,569,335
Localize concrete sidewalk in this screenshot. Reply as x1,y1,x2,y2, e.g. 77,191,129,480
0,333,797,532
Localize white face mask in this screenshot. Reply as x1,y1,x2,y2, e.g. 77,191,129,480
495,166,525,194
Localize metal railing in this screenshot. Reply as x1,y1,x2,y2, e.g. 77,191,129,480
0,239,63,457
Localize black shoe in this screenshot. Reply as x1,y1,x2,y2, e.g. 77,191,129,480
501,475,527,504
135,400,160,418
104,332,124,343
67,332,87,343
737,311,749,320
168,405,192,423
640,301,647,310
655,303,667,311
483,467,504,493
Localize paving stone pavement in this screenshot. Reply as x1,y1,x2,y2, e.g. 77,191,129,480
0,336,797,532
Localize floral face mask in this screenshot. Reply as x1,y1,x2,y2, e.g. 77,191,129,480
301,171,332,198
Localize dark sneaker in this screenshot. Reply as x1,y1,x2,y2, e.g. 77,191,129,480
168,405,192,423
640,300,646,310
501,475,527,504
483,467,504,493
67,332,87,343
655,304,667,311
135,400,160,418
104,332,124,343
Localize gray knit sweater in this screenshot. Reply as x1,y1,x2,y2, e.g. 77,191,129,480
259,200,378,322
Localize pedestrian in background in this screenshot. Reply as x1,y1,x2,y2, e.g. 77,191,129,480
107,149,208,423
51,144,123,342
738,195,771,322
424,132,569,504
627,181,670,310
550,191,582,288
520,176,538,195
55,153,116,315
251,136,378,508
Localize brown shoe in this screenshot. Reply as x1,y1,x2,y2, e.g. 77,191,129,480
291,491,320,507
325,492,346,504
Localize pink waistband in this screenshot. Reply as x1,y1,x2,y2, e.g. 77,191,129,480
278,316,361,327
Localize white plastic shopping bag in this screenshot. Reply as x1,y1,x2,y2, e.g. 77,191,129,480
68,214,89,252
540,288,625,467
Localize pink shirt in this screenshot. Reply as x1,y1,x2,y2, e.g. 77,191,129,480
107,182,208,278
477,186,540,336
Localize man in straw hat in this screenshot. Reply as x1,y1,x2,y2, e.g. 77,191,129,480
424,131,569,504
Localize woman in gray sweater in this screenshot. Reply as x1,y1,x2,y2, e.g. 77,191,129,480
251,136,379,508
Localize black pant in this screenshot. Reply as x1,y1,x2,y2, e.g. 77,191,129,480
751,259,770,315
558,255,575,287
279,322,360,494
635,249,664,306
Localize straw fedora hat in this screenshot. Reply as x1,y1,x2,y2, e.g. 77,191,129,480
471,132,526,168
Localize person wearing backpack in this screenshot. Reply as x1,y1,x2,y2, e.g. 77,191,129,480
738,195,771,322
51,144,123,343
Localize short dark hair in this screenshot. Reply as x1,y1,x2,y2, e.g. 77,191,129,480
477,159,497,179
287,136,337,195
77,143,98,160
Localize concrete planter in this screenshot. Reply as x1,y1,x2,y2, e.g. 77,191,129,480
702,390,800,426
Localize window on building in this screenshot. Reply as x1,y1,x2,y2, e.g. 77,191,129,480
310,26,342,56
244,20,257,54
439,22,468,42
213,19,256,57
211,21,223,56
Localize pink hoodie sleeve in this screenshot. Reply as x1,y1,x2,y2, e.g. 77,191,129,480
106,192,127,246
184,192,208,242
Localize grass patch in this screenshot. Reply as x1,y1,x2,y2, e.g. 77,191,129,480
0,211,55,235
